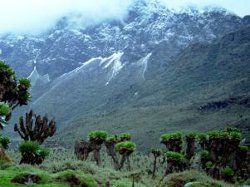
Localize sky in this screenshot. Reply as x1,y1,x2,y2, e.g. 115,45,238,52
0,0,249,35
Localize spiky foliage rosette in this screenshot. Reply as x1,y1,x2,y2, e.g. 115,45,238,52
222,166,234,177
0,102,10,116
88,130,107,143
165,151,184,162
115,141,136,154
0,103,10,129
239,145,248,151
200,150,210,159
197,133,207,141
19,141,49,165
106,135,119,143
119,133,131,141
0,135,10,149
160,132,182,142
0,61,31,129
205,161,213,169
185,132,196,140
151,148,161,157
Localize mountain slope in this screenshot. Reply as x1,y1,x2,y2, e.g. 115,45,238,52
41,26,250,149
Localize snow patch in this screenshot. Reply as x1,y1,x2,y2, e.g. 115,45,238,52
101,52,124,85
138,53,152,80
28,66,50,86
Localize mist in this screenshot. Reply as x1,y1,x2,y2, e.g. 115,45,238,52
0,0,249,36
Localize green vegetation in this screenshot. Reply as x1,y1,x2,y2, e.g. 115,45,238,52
18,78,31,88
19,141,49,165
200,150,209,159
0,102,10,116
88,130,107,141
165,151,184,161
160,132,182,142
115,141,136,152
0,136,10,149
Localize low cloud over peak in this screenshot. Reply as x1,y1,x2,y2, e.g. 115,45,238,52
0,0,249,36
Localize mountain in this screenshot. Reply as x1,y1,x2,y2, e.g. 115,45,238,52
1,0,249,149
0,1,246,79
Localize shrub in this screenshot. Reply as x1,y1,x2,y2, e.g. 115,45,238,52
88,130,107,142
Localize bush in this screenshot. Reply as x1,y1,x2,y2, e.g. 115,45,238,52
0,136,10,149
200,150,209,159
55,170,97,187
115,141,136,152
161,132,182,142
205,161,213,169
88,130,107,142
222,166,234,177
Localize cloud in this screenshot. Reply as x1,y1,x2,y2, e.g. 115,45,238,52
0,0,133,35
158,0,250,16
0,0,249,36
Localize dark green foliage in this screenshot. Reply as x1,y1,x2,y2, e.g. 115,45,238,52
205,161,213,169
222,166,234,177
185,132,196,140
0,136,10,149
200,150,209,159
197,133,207,141
239,145,248,151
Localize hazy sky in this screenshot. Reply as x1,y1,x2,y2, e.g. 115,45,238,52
0,0,249,35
